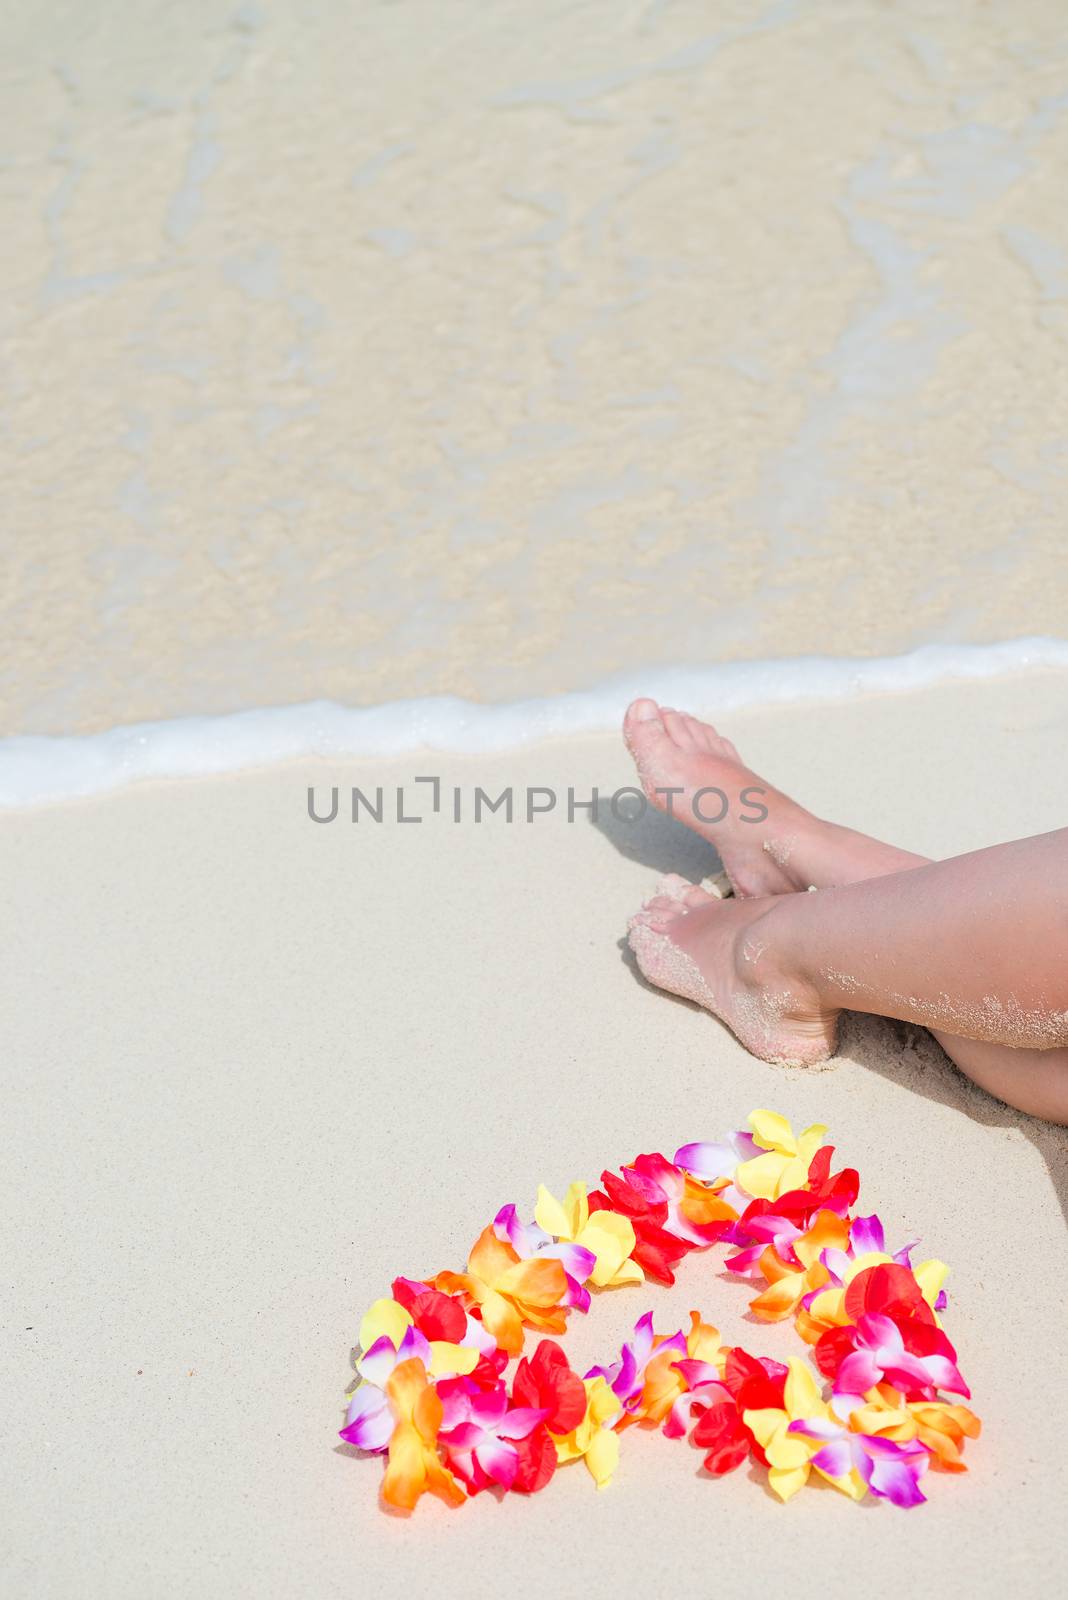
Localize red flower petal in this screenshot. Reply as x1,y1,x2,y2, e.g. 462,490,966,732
596,1170,669,1226
815,1324,857,1381
406,1288,467,1343
844,1262,932,1326
467,1349,509,1389
722,1347,787,1403
512,1339,587,1434
511,1423,557,1494
692,1400,751,1475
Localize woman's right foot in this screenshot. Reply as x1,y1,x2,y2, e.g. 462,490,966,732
627,880,838,1068
623,698,925,897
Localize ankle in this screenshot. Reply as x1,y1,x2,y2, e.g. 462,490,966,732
731,897,830,1021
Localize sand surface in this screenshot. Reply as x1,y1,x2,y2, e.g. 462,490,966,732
5,0,1068,733
3,671,1067,1597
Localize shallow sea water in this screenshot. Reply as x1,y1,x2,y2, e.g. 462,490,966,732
2,0,1066,735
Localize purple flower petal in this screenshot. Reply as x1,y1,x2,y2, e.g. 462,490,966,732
811,1438,857,1480
563,1274,592,1312
548,1241,597,1282
864,1442,928,1507
787,1416,842,1442
849,1214,885,1255
624,1312,654,1366
397,1324,432,1367
339,1385,393,1452
672,1141,737,1182
819,1246,851,1284
611,1343,639,1400
356,1334,399,1389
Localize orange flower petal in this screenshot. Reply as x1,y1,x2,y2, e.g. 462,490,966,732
477,1290,525,1355
467,1224,521,1284
382,1423,427,1511
749,1273,804,1320
497,1255,569,1308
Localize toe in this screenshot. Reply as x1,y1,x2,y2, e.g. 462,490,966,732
661,709,696,749
679,713,712,751
624,698,662,734
628,908,674,933
655,872,695,902
623,698,679,785
629,893,687,932
682,884,714,909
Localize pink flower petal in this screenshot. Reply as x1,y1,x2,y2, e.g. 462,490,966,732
496,1406,550,1441
476,1437,519,1490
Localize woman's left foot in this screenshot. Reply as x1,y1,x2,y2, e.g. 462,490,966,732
627,875,838,1067
622,699,822,896
623,698,927,896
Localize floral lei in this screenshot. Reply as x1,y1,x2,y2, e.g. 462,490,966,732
341,1111,979,1512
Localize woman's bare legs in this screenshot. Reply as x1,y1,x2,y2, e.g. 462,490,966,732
623,701,1068,1123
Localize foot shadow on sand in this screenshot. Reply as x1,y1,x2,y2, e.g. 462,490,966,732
594,801,1068,1238
588,791,723,880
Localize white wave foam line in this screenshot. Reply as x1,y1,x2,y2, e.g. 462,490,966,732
3,637,1067,808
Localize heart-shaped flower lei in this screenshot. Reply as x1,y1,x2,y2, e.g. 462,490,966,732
340,1111,979,1512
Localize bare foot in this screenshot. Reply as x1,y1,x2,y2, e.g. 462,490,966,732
623,698,924,896
627,877,838,1067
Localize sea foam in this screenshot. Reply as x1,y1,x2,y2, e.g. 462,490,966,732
2,637,1066,808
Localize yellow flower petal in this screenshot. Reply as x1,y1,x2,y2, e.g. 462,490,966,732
588,1376,623,1427
842,1251,891,1283
586,1426,620,1489
816,1465,868,1501
748,1109,797,1152
806,1285,846,1323
359,1297,412,1353
914,1258,949,1308
533,1184,573,1240
783,1355,822,1417
768,1463,809,1501
608,1257,645,1286
685,1312,722,1364
563,1181,589,1237
796,1123,829,1161
581,1211,637,1285
848,1400,913,1438
427,1341,479,1378
734,1149,789,1200
765,1429,812,1472
741,1406,784,1452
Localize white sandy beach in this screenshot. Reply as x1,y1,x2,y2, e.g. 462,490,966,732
3,671,1067,1597
4,0,1068,1592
